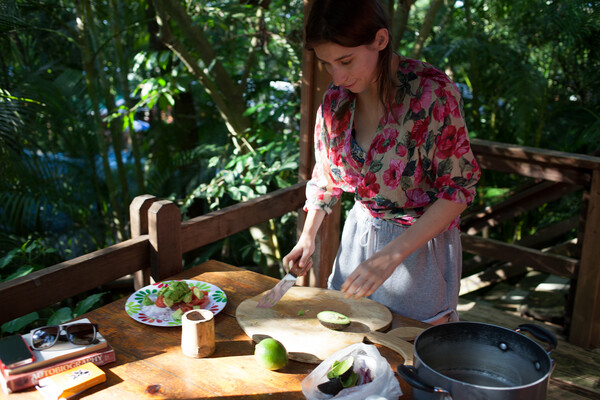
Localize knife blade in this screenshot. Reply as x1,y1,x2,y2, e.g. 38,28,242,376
256,268,299,308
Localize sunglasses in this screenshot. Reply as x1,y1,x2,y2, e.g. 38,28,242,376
30,323,99,350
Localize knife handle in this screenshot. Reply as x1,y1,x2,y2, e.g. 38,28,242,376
287,261,304,278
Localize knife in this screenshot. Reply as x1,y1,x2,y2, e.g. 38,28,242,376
256,264,301,308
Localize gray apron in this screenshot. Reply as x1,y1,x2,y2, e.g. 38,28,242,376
328,202,462,323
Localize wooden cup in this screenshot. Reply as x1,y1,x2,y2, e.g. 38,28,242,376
181,309,215,358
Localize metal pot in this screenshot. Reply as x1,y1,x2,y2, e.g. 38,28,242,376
396,322,557,400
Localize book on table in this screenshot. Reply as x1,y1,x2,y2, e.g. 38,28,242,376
0,318,116,394
2,318,108,376
0,344,116,394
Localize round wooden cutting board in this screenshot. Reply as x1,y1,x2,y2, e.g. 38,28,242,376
236,286,393,363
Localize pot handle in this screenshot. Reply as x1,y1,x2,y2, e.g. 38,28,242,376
396,364,453,400
515,324,557,353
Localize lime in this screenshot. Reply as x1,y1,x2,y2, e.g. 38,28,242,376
254,338,288,370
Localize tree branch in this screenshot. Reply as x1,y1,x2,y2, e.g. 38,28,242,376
412,0,444,59
151,0,251,140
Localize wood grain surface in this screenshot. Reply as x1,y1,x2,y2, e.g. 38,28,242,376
6,261,413,399
236,286,416,364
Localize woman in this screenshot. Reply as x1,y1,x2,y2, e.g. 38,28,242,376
283,0,480,324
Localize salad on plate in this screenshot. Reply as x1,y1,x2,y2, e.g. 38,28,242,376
125,280,227,326
142,280,210,320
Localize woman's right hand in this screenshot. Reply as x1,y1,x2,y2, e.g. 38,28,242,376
282,234,315,277
282,208,326,277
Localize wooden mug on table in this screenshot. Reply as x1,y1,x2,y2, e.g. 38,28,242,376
181,309,215,358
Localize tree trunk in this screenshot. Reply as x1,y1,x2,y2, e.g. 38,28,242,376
411,0,444,59
150,0,281,273
151,0,251,147
81,1,130,238
75,0,127,240
110,0,146,194
393,0,415,50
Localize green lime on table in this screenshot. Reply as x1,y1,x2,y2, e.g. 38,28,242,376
254,338,288,370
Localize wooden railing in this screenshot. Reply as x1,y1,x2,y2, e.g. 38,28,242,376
0,139,598,348
462,139,600,349
0,183,306,324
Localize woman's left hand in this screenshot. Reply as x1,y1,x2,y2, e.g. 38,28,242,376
340,250,400,299
340,199,468,299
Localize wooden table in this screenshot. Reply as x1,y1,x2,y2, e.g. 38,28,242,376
11,260,428,399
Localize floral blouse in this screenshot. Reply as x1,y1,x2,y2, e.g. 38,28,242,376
304,57,481,230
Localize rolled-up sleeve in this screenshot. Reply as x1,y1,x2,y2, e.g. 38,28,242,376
303,105,343,214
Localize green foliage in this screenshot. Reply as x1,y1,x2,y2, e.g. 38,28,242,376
183,139,298,211
0,238,60,281
1,0,304,267
0,237,107,336
0,0,597,326
408,0,599,248
1,292,107,336
420,0,600,155
1,313,39,336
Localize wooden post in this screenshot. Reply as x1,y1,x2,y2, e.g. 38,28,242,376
297,0,340,287
148,200,183,281
569,169,600,348
130,195,159,289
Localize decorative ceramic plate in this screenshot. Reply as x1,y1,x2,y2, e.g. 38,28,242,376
125,280,227,327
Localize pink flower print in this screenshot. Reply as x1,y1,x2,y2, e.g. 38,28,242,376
411,116,430,146
405,188,430,208
331,144,343,166
410,79,433,114
396,143,408,157
332,187,344,198
357,172,380,199
436,174,462,202
444,90,461,118
344,169,362,187
399,58,420,74
372,210,386,218
332,111,351,139
413,160,423,184
389,103,404,120
383,159,406,189
433,88,461,122
432,97,448,122
453,127,470,158
436,126,469,159
365,148,375,166
325,88,343,110
373,127,397,154
344,133,362,170
435,174,454,191
418,67,450,87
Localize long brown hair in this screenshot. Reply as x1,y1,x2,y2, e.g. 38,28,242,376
305,0,395,110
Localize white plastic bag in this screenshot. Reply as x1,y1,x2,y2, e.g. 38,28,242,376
301,343,402,400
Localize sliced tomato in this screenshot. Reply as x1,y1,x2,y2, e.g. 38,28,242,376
189,291,205,305
179,304,193,313
166,291,210,313
155,295,167,308
197,294,210,309
189,296,201,306
189,291,210,308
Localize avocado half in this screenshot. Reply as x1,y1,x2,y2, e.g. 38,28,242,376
317,356,356,395
317,311,351,330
